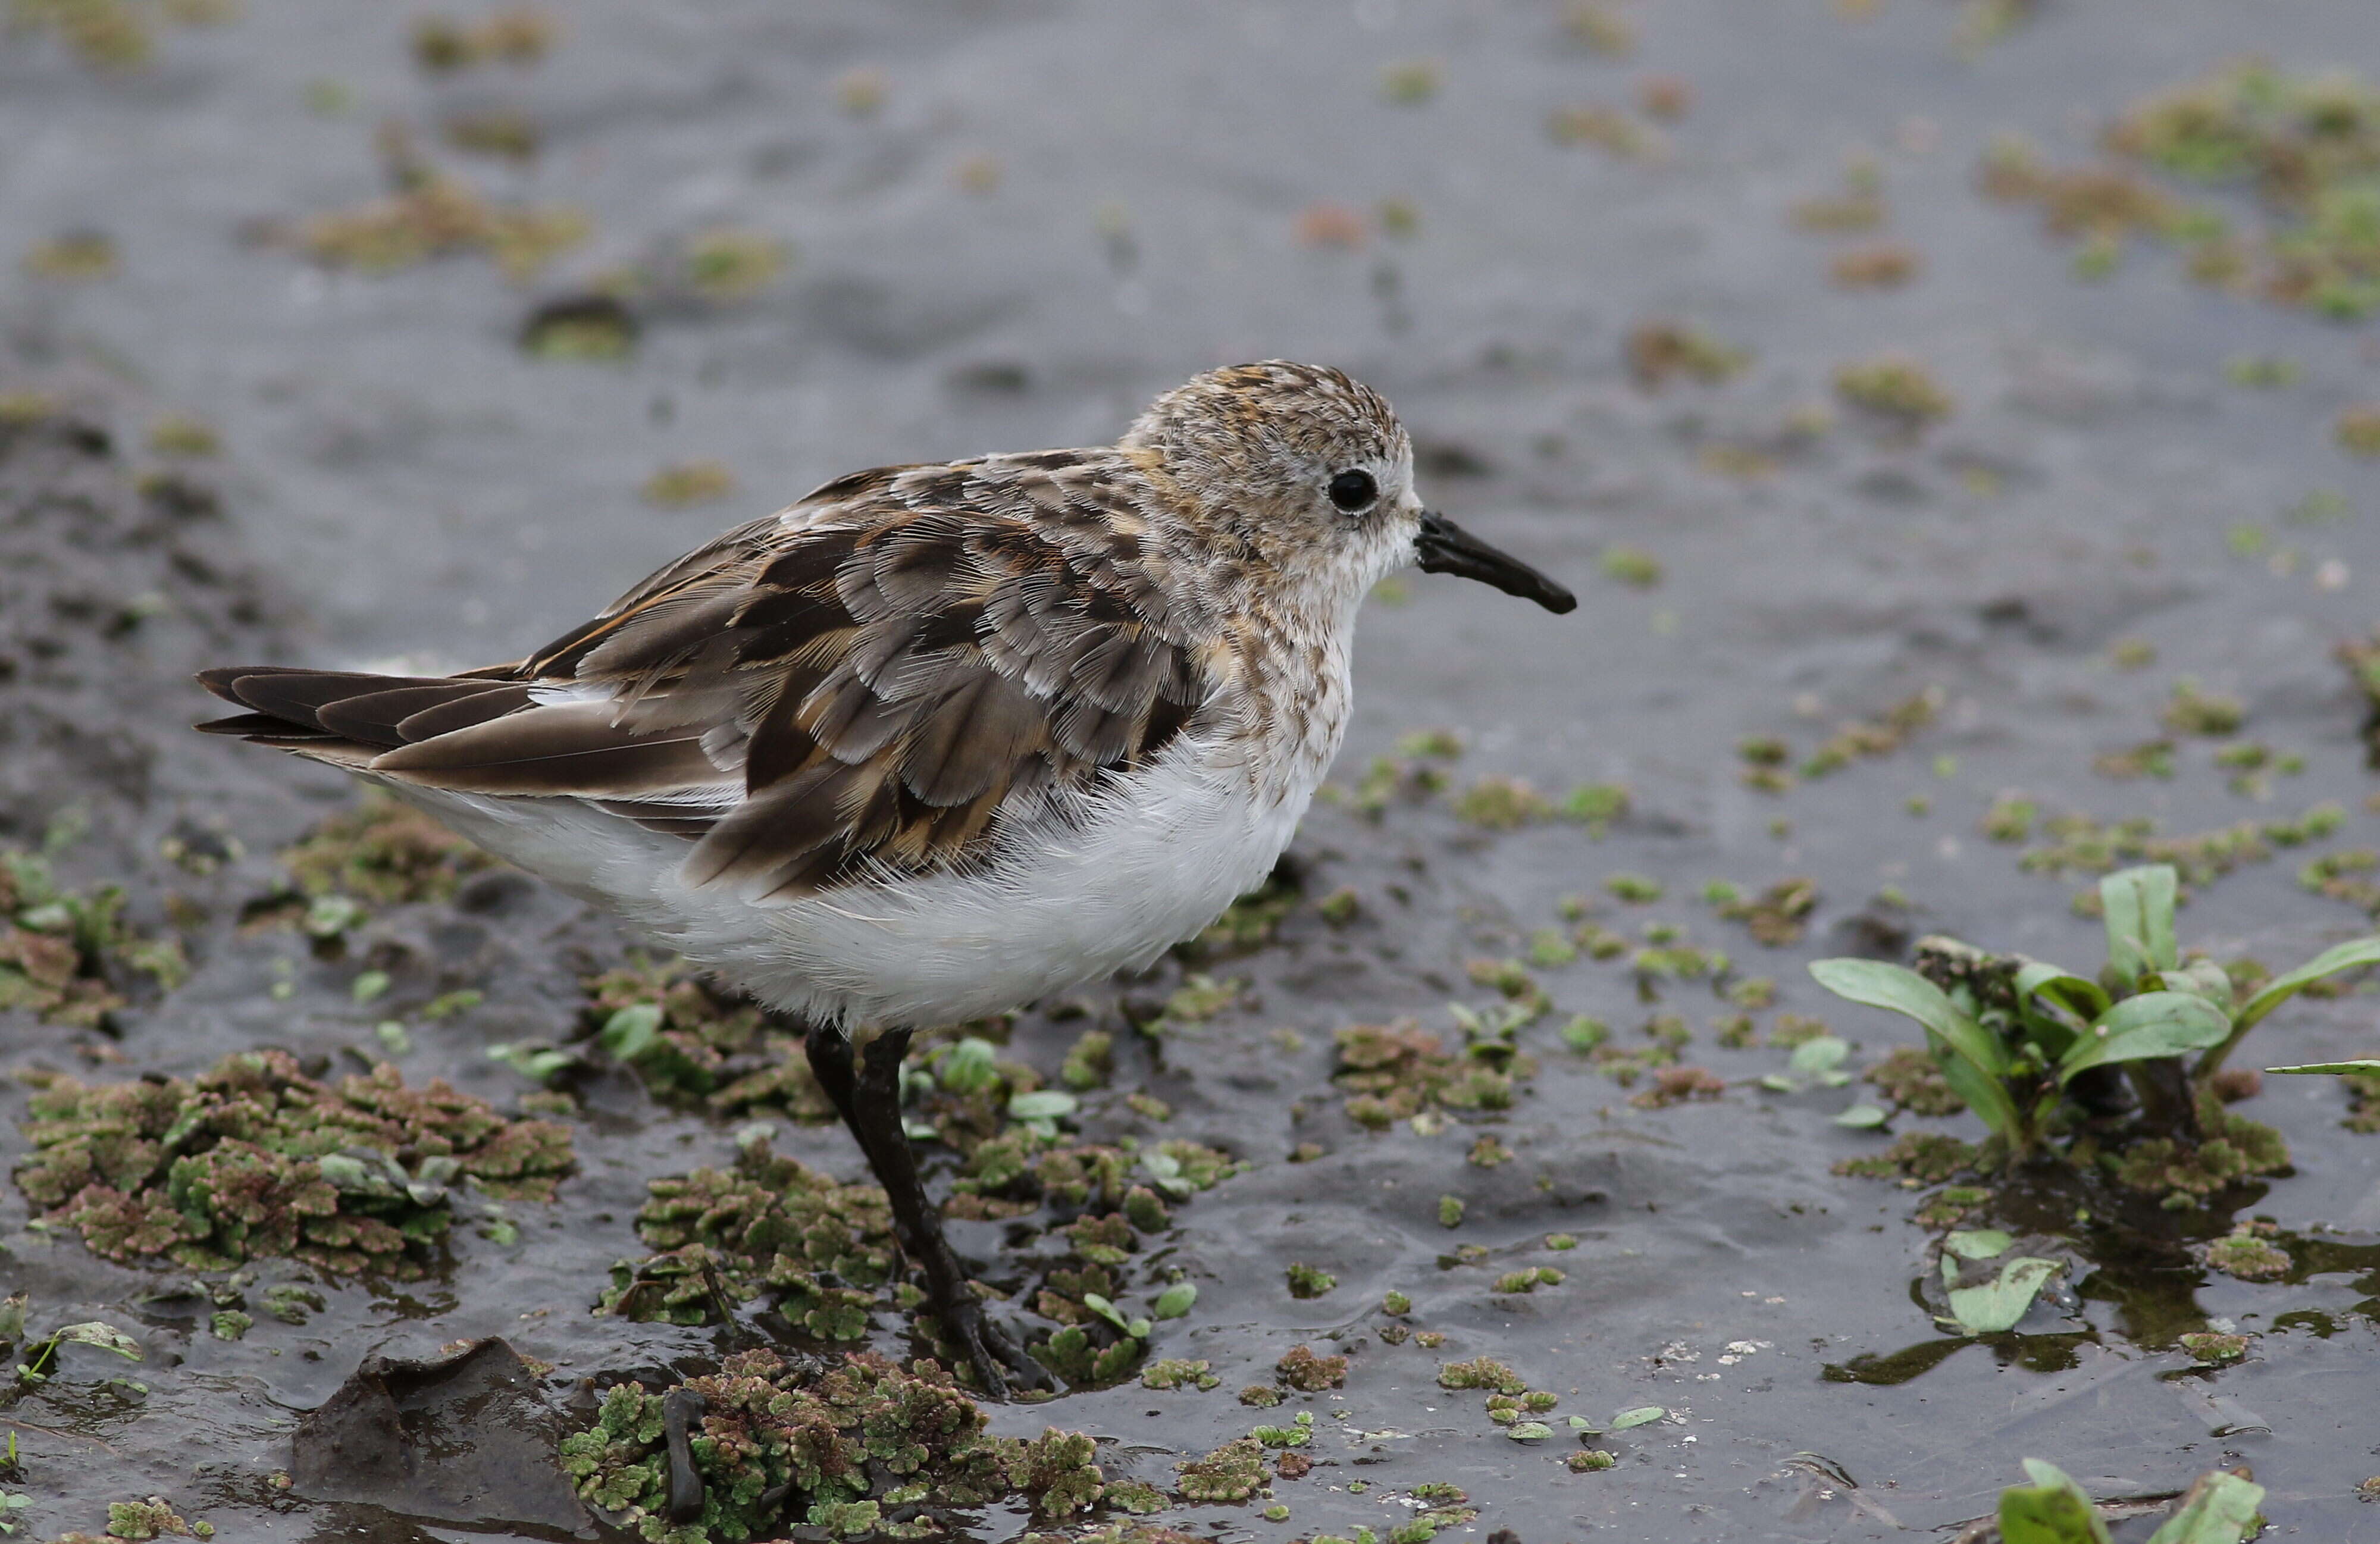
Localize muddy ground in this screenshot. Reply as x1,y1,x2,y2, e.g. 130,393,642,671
5,0,2380,1539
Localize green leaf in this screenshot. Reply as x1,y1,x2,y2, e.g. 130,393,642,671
1008,1089,1078,1122
1152,1282,1198,1320
1788,1036,1849,1076
1081,1293,1129,1332
1809,959,2008,1076
2058,992,2230,1082
1834,1104,1888,1129
2266,1060,2380,1076
2000,1459,2112,1544
2236,936,2380,1032
936,1036,1000,1095
1506,1421,1554,1442
2147,959,2235,1013
48,1321,142,1361
2013,960,2109,1023
1946,1257,2063,1335
599,1003,663,1061
1609,1405,1665,1430
2100,865,2178,981
1943,1229,2013,1260
2145,1469,2266,1544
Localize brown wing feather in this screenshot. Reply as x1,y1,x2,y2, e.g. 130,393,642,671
195,451,1216,897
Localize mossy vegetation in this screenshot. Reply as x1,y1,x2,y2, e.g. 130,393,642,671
0,848,184,1027
15,1050,571,1274
560,1350,1103,1542
1984,61,2380,320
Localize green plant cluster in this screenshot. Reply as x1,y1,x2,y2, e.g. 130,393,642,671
1812,864,2374,1200
600,1136,895,1336
1332,1015,1535,1128
0,848,184,1028
1993,1457,2262,1543
559,1349,1103,1542
15,1050,571,1274
577,956,835,1119
1985,61,2380,320
281,791,493,905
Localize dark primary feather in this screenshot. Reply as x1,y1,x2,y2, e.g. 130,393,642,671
197,453,1216,898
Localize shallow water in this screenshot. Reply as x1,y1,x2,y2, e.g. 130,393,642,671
5,0,2380,1539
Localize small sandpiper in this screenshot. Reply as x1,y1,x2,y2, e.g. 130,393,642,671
198,360,1575,1393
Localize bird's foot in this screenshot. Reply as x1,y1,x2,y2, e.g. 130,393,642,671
936,1289,1053,1399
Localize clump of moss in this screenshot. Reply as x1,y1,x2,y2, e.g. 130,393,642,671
1276,1344,1346,1392
1332,1019,1534,1127
639,461,734,508
579,956,835,1119
2161,679,2246,737
1182,869,1299,957
1714,877,1817,946
1831,1130,1980,1183
1546,104,1661,159
411,7,556,71
1141,1358,1219,1392
1059,1029,1113,1091
1436,1357,1525,1395
1865,1045,1966,1116
2179,1331,2250,1362
1598,547,1664,588
560,1349,1101,1540
1628,1065,1725,1109
25,229,118,280
1984,64,2380,319
2203,1224,2291,1282
1831,242,1922,288
1176,1437,1268,1504
1834,356,1954,430
1285,1263,1337,1299
601,1137,892,1334
1492,1266,1565,1294
1569,1448,1618,1472
17,1050,571,1275
93,1495,203,1540
1792,157,1887,233
1734,690,1941,792
293,123,583,281
2018,804,2340,888
0,848,183,1027
283,792,491,904
1454,776,1550,829
1623,321,1748,388
6,0,233,71
2112,1095,2288,1204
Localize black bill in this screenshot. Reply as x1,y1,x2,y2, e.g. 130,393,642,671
1414,511,1577,614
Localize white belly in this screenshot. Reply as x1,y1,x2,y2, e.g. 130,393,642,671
376,731,1313,1026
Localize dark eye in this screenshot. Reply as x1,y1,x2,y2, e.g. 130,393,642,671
1327,469,1378,512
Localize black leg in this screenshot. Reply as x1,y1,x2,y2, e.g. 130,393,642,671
806,1024,1050,1397
800,1018,861,1131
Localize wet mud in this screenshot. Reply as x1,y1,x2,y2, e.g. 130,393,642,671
5,0,2380,1540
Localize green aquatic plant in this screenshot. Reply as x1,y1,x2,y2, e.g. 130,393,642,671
15,1050,570,1275
559,1350,1101,1542
1811,863,2376,1176
1991,1457,2263,1544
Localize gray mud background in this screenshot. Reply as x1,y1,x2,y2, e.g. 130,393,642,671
5,0,2380,1539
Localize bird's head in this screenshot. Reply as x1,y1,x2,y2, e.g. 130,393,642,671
1122,360,1576,621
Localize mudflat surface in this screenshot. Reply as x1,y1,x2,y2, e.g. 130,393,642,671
4,1,2380,1539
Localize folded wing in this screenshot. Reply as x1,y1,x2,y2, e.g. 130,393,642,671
198,462,1213,900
